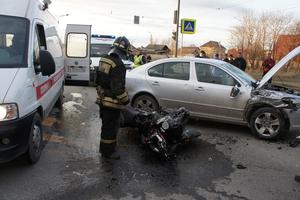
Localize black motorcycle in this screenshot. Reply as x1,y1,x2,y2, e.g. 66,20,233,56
120,106,201,159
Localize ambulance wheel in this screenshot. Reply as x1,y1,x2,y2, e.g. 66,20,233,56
24,113,43,164
55,92,64,109
55,87,64,109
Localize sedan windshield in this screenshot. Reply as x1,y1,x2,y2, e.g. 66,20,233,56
221,62,256,86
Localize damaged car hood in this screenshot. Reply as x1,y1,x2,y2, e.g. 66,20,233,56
257,46,300,89
251,89,300,110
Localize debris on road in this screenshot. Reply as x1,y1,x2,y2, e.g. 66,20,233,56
289,138,300,148
236,164,247,169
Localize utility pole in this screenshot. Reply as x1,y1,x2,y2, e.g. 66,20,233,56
175,0,180,57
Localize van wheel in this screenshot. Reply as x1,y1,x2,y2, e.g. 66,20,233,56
55,93,64,109
250,107,285,140
24,113,43,164
133,94,158,112
55,89,64,109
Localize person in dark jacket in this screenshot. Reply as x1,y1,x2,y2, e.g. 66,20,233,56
229,54,235,65
199,50,208,58
96,36,130,159
223,53,230,63
233,52,247,71
262,52,275,76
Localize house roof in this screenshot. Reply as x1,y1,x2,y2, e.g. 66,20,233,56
179,46,199,55
144,44,170,51
201,41,226,50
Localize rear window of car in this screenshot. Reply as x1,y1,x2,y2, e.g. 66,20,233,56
148,62,190,80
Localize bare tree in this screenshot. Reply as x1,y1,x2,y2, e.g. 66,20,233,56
268,13,293,56
286,20,300,72
229,11,293,70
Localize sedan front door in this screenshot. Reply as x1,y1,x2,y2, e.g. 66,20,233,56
190,62,248,122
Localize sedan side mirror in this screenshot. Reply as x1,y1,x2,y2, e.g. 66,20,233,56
40,50,56,76
230,85,240,98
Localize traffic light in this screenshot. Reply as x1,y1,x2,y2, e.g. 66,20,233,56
134,15,140,24
172,31,176,41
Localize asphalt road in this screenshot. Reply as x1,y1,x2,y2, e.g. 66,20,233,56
0,86,299,200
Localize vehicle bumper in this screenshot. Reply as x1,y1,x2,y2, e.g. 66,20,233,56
0,112,35,163
284,109,300,131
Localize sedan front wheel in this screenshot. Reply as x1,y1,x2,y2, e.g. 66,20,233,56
250,107,285,140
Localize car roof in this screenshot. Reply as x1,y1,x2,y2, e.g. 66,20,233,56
128,57,226,74
155,57,223,64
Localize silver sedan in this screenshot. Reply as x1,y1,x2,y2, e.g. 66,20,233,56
126,47,300,139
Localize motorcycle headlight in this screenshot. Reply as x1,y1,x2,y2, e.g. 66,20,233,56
0,104,19,121
162,121,169,130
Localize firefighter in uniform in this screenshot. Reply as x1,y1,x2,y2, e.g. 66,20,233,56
96,36,130,159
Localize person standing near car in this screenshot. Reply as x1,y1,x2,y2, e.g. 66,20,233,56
223,53,230,63
262,52,275,76
199,50,208,58
233,52,247,71
133,50,146,68
96,36,130,160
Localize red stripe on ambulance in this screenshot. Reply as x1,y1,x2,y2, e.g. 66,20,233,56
36,68,65,100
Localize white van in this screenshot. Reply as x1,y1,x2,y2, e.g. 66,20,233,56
0,0,91,164
68,34,134,84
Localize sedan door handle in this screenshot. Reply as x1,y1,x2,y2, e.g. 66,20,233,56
152,81,160,86
195,86,205,91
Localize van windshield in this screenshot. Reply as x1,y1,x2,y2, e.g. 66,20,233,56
0,15,29,68
91,44,111,57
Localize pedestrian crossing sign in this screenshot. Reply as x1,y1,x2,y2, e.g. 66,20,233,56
181,18,196,34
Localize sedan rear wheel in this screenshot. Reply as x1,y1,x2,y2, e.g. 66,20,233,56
133,94,158,112
250,107,285,140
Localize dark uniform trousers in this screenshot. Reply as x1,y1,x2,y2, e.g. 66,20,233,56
99,106,121,155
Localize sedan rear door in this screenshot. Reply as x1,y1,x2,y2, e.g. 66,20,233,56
146,61,194,110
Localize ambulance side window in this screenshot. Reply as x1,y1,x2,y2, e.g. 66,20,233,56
33,30,40,67
33,24,46,70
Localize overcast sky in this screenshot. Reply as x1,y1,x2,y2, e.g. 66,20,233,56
49,0,300,48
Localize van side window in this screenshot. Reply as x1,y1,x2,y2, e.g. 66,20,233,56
33,29,40,67
36,24,47,50
33,24,47,68
46,36,62,58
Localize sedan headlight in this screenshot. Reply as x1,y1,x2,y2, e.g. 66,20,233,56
0,104,18,121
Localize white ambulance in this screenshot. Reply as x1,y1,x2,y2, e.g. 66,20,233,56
89,34,116,83
90,34,134,83
0,0,91,164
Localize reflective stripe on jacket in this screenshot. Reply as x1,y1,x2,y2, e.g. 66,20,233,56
133,55,143,68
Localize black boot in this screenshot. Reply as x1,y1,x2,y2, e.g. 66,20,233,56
295,175,300,183
102,152,120,160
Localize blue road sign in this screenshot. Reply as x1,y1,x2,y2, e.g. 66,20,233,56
181,18,196,34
